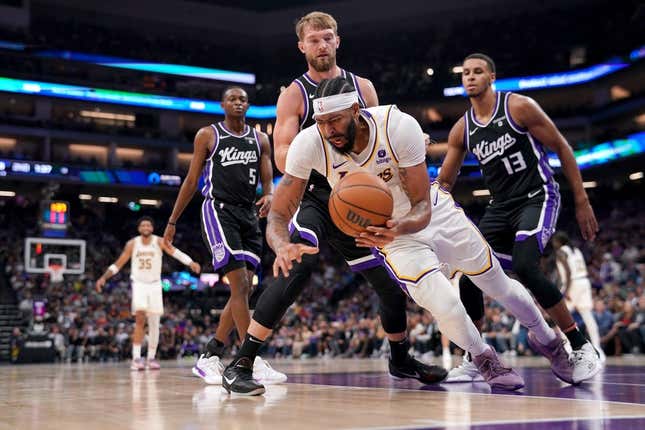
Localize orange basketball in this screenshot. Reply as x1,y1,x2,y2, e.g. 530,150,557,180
329,170,393,237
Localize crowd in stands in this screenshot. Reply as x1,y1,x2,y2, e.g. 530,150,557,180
0,1,640,104
4,184,644,364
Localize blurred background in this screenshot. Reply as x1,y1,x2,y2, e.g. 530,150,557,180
1,0,643,364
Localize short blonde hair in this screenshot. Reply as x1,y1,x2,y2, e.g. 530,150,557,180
295,11,338,40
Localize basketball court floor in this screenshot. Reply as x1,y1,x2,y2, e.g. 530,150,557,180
2,356,645,429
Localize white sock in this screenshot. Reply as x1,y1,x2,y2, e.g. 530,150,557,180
469,258,557,345
133,344,142,360
147,314,160,359
407,271,488,357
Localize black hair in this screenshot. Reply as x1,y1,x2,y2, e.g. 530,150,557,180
137,216,154,227
464,53,496,74
314,76,356,99
552,231,570,245
222,86,247,100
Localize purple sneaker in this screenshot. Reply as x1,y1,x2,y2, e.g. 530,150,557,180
472,347,524,390
130,358,145,371
527,332,574,384
147,358,161,370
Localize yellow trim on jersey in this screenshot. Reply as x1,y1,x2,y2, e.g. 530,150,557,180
378,247,440,284
317,127,330,178
430,182,494,277
360,112,380,167
383,105,399,163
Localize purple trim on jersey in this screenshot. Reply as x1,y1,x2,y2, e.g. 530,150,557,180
302,73,318,86
504,92,528,134
463,113,470,151
234,252,260,268
494,252,514,270
347,258,382,272
201,125,220,198
515,183,561,252
252,128,261,156
294,79,310,130
289,208,320,247
201,200,231,270
218,122,249,137
528,134,555,183
470,91,500,127
348,72,366,107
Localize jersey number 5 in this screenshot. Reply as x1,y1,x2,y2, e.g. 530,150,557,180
249,168,257,185
501,151,527,175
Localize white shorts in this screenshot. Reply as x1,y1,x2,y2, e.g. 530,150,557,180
565,278,593,311
131,280,164,315
376,183,494,290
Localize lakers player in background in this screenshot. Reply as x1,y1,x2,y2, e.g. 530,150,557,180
552,231,605,362
437,53,601,384
163,86,286,385
96,216,201,370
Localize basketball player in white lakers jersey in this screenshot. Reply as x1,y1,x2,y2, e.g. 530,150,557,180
552,232,605,362
96,216,200,370
223,77,579,395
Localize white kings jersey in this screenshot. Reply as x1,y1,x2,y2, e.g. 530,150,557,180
285,105,426,219
556,245,589,282
130,235,163,283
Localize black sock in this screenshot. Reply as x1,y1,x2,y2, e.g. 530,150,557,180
205,337,226,358
231,333,264,366
564,326,587,350
389,338,410,365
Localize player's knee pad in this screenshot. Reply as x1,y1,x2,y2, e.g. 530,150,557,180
459,275,485,321
359,266,407,334
408,272,462,323
512,238,563,309
252,254,316,329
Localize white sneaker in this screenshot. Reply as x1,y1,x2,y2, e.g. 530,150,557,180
253,356,287,385
571,343,602,384
444,354,485,383
597,346,607,364
192,354,225,385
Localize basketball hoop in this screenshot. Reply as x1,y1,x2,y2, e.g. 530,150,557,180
47,264,64,284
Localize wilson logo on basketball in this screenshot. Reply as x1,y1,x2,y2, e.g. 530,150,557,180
346,209,371,228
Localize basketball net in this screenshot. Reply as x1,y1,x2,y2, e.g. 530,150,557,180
47,264,64,284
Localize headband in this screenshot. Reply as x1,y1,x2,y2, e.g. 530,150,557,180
312,91,359,118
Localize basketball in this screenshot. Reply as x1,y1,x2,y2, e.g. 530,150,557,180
328,170,394,237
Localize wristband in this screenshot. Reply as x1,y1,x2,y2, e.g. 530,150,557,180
171,248,193,266
108,264,119,275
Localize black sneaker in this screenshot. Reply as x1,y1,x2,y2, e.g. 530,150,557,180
389,356,448,384
222,357,266,396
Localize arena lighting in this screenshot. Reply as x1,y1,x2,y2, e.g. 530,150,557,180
582,181,597,188
34,50,256,84
0,76,277,119
630,45,645,61
629,171,644,180
451,66,463,74
78,194,92,200
443,62,629,96
138,199,160,206
472,189,491,196
426,68,435,76
97,196,118,203
0,190,16,197
79,110,135,121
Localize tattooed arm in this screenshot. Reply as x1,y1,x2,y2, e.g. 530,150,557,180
356,162,432,248
267,173,319,277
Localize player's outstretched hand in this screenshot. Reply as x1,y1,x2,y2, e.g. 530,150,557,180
575,200,599,241
189,261,201,274
273,243,319,278
356,220,399,248
95,277,105,293
256,194,273,218
163,223,176,246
